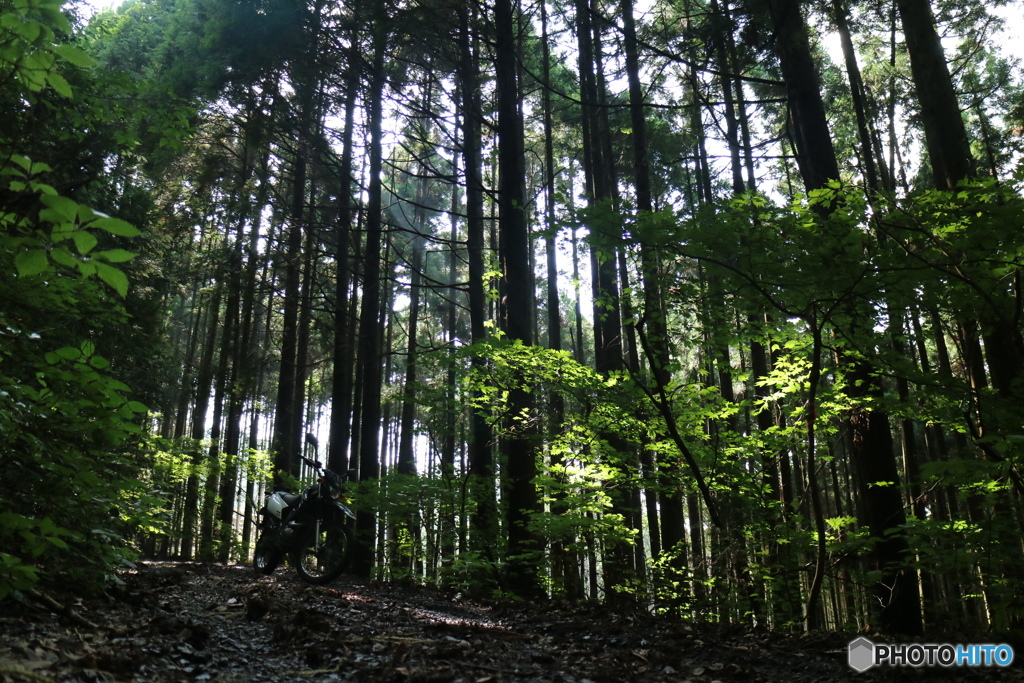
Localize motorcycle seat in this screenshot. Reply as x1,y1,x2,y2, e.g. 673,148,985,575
278,492,302,506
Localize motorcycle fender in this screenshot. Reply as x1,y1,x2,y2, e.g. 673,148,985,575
334,500,356,520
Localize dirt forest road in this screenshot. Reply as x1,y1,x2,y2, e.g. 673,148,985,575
1,562,1021,682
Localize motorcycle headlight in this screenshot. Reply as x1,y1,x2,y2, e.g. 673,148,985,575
322,470,342,493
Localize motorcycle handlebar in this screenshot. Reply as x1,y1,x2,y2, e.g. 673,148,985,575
299,454,358,485
301,454,359,483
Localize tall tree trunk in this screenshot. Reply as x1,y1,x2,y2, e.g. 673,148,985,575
495,0,541,596
896,0,1024,407
351,25,388,578
894,0,973,189
576,0,638,603
217,213,258,562
539,0,575,597
328,36,361,475
397,231,425,477
459,4,497,553
766,0,840,190
620,0,672,568
440,153,461,563
832,0,884,192
181,283,221,560
270,82,314,490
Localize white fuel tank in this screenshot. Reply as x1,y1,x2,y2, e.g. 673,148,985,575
266,491,288,520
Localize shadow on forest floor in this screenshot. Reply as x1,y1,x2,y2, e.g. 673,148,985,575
1,562,1021,682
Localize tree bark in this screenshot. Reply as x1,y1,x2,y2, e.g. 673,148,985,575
328,31,362,476
495,0,541,596
893,0,974,189
459,4,498,552
270,78,313,490
351,25,388,578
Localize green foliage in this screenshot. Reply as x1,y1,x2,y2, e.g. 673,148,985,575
649,544,698,618
0,325,149,597
0,0,164,599
533,454,637,552
355,471,466,585
0,514,70,599
442,552,517,600
5,155,140,296
0,0,94,95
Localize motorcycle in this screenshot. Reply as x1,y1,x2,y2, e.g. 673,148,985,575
253,455,356,584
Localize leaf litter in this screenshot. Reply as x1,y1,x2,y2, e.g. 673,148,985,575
1,562,1021,682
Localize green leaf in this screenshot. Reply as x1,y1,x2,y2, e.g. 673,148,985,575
50,246,78,268
15,20,42,42
52,346,82,361
72,230,98,255
5,155,32,175
15,248,49,276
40,194,79,222
91,216,140,237
94,248,135,263
46,71,72,98
39,3,71,33
50,223,75,242
53,43,95,68
94,261,129,297
39,208,72,225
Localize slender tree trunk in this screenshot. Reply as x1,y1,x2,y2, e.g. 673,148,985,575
270,83,313,489
459,4,497,552
217,226,255,562
832,0,882,192
351,25,388,578
328,38,361,475
440,154,461,563
576,0,636,603
539,0,576,597
397,231,425,477
181,283,221,560
292,194,318,454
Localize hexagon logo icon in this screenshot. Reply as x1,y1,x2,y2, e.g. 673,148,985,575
848,637,875,672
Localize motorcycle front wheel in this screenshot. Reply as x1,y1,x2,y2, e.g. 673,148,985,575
253,532,282,575
292,518,351,584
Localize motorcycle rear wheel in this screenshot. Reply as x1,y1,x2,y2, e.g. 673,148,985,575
253,532,282,575
293,519,350,584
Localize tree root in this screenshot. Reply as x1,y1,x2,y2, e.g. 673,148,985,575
25,589,100,630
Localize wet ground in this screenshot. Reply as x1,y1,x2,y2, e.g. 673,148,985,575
1,562,1021,682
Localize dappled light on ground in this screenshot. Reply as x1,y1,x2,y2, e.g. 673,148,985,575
2,563,1021,682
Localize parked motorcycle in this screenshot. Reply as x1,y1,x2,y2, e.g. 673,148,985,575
253,455,356,584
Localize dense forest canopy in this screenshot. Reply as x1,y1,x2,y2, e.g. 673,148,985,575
4,0,1024,639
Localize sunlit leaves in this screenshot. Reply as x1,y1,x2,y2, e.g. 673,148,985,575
4,157,139,298
2,0,148,600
